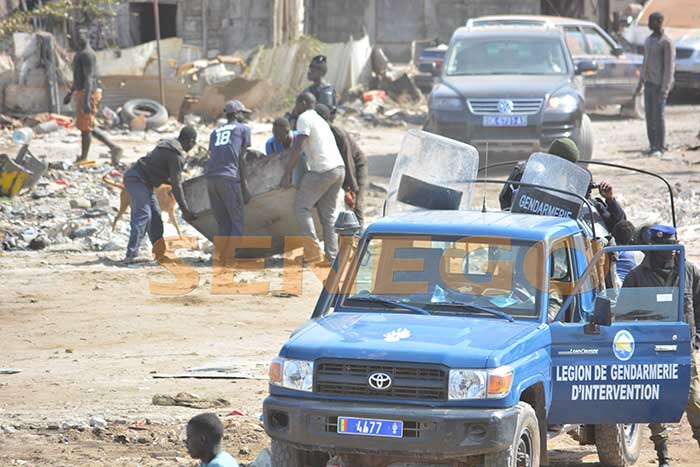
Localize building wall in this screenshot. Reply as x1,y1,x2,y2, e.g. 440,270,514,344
308,0,542,61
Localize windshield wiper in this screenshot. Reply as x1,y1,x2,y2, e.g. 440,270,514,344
346,295,431,316
427,300,514,322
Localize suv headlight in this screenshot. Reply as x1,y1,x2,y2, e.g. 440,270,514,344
546,94,579,113
269,357,314,392
448,366,514,400
432,96,463,111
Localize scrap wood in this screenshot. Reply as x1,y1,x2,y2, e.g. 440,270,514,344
152,392,230,409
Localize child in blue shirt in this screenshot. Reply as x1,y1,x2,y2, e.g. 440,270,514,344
186,413,239,467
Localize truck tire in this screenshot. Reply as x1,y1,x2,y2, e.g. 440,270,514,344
594,424,642,467
483,402,540,467
271,439,328,467
576,114,594,161
620,92,644,119
122,98,168,130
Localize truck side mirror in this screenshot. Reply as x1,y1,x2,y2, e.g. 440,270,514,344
335,211,361,237
585,297,612,334
612,45,625,57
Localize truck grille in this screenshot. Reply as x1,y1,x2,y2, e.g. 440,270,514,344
676,47,695,60
468,98,543,115
315,359,448,401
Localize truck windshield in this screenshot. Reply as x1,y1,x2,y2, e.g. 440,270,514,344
446,38,568,76
342,235,543,319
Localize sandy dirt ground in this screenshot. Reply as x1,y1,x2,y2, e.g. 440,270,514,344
2,96,700,466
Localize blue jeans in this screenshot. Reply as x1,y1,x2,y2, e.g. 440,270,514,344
206,176,245,237
644,82,667,152
124,167,163,259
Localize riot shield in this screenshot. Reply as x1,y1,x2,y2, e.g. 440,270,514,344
385,130,479,215
511,153,592,219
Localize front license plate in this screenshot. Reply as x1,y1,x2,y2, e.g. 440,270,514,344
483,115,528,127
337,416,403,438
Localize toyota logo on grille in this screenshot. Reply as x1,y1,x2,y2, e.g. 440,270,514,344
498,99,514,114
368,372,392,390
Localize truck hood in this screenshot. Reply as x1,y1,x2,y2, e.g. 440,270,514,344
440,74,572,99
281,312,540,368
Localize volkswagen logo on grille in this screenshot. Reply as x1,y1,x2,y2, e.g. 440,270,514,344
368,372,392,391
497,99,514,114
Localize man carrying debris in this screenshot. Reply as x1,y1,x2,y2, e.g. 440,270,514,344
123,126,197,264
265,117,298,155
205,100,251,246
635,11,675,158
316,103,368,227
623,225,700,466
63,30,123,165
186,413,239,467
281,92,345,263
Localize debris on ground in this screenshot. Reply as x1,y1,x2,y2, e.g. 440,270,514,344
152,392,230,409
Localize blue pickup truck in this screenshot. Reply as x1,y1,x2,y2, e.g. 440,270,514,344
263,131,691,466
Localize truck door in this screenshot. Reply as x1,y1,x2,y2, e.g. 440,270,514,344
548,244,692,424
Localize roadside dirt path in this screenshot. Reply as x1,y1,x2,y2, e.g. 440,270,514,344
2,99,700,466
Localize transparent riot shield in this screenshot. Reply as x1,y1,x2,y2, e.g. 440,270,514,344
385,130,479,215
511,152,592,219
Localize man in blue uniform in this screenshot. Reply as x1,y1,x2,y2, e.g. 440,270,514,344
305,55,337,121
205,100,251,247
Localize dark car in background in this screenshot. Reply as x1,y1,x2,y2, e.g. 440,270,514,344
467,16,644,117
425,26,596,161
414,44,448,93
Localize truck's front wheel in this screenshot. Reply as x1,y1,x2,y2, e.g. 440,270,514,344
271,439,328,467
483,401,540,467
594,424,642,466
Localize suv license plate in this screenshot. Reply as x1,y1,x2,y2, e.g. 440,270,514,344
337,416,404,438
483,115,527,127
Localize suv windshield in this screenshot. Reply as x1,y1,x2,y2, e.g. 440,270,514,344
446,37,568,76
342,235,543,319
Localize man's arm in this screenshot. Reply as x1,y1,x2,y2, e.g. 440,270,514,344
240,127,252,203
661,37,675,98
334,129,358,193
81,55,95,114
281,134,308,188
168,156,191,218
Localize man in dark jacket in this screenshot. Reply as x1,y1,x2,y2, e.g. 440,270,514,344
305,55,337,120
623,224,700,466
316,104,368,227
123,126,197,264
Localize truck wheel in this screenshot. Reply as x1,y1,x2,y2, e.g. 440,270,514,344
575,114,594,161
271,440,328,467
594,424,642,467
483,401,540,467
620,92,644,119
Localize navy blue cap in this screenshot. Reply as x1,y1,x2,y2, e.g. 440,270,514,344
648,224,677,244
224,100,251,114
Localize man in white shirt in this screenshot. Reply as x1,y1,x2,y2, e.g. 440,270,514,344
281,92,345,261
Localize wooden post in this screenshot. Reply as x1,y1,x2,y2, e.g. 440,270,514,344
153,0,166,106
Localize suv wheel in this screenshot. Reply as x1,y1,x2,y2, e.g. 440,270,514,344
271,439,328,467
594,424,642,466
483,401,540,467
576,114,594,161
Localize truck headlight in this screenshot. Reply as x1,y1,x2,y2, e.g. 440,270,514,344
546,94,578,113
269,357,314,392
449,366,514,400
432,96,463,111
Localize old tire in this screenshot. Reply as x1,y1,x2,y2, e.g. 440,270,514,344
271,439,328,467
576,114,594,161
594,424,642,467
122,98,168,129
620,92,644,119
483,401,540,467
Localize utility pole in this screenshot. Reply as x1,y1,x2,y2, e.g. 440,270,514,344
153,0,165,106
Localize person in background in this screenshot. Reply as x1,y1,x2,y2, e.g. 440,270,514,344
623,225,700,466
281,92,345,263
265,117,297,155
123,126,197,264
588,180,626,233
305,55,338,120
186,413,239,467
63,29,122,165
205,100,251,247
635,11,675,158
316,103,368,228
610,220,642,288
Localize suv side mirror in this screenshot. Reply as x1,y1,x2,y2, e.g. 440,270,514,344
585,297,612,334
576,60,599,75
612,45,625,56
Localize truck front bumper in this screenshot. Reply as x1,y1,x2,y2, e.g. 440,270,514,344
263,395,519,459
